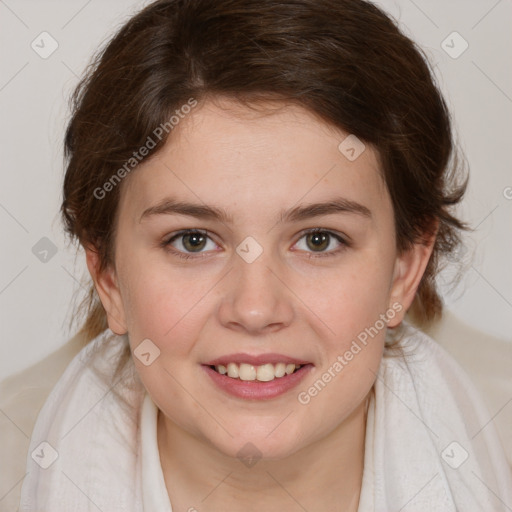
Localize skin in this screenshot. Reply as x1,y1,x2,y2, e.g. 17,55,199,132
87,97,436,511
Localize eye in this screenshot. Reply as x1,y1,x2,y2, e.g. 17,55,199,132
161,228,349,261
162,229,219,259
293,229,349,258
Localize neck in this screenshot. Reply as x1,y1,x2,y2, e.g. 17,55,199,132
157,395,370,512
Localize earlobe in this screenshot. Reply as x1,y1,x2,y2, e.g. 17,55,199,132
387,228,437,328
85,248,128,335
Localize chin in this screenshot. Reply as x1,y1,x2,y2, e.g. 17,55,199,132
209,427,305,463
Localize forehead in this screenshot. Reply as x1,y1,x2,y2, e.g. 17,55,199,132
121,98,390,225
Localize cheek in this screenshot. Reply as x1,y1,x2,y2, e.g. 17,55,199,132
297,252,395,339
294,333,383,450
293,249,392,411
117,256,203,345
119,264,210,415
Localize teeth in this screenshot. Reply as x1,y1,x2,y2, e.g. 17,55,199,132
275,363,286,378
285,363,296,375
227,363,239,378
214,362,303,381
256,363,275,382
239,363,256,381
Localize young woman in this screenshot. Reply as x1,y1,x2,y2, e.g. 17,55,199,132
19,0,512,510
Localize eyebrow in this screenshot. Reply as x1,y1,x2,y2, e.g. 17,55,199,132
139,196,372,223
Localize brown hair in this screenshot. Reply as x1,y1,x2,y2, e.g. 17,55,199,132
62,0,470,349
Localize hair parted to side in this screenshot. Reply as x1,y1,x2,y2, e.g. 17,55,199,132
62,0,470,348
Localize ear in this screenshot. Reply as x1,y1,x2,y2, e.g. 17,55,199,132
85,247,128,335
387,222,438,328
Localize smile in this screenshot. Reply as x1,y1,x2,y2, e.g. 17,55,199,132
211,362,302,381
202,363,314,400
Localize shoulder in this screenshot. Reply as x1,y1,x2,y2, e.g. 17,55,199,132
0,331,86,510
382,316,512,467
0,329,135,511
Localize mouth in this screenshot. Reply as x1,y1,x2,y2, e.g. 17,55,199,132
201,360,314,400
208,362,305,382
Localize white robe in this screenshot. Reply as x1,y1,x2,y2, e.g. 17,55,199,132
18,322,512,511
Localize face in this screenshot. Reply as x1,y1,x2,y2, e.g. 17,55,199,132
89,98,433,460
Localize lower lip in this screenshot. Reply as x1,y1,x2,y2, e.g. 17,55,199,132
202,364,314,400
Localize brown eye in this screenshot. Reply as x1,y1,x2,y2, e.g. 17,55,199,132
294,229,348,258
305,231,330,251
182,232,207,252
163,229,217,257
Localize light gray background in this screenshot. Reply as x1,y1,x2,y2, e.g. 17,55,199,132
1,0,511,381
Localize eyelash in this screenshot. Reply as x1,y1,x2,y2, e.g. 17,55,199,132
161,228,350,261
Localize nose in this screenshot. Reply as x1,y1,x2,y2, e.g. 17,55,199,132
216,252,295,335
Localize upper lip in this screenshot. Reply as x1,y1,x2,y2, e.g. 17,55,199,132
203,353,312,366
